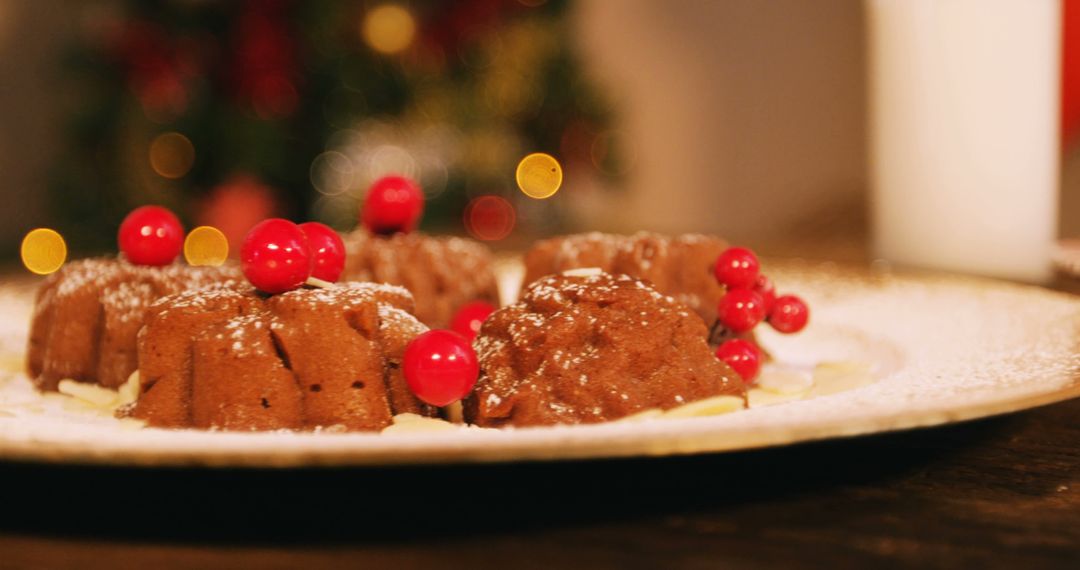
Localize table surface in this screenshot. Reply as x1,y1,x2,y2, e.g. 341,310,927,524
1,396,1078,569
1,260,1078,569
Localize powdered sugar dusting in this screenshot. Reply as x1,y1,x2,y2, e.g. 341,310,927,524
0,261,1078,466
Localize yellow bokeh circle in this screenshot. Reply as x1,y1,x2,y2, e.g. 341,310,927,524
149,132,195,179
21,228,67,275
515,152,563,199
183,226,229,267
362,4,416,55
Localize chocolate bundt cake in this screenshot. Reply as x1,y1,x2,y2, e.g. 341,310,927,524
523,232,728,324
464,271,745,427
341,230,499,328
131,282,436,431
26,258,241,392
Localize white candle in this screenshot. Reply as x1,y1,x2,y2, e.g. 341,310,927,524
867,0,1060,282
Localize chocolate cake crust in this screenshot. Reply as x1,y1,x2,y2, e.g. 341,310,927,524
465,271,745,427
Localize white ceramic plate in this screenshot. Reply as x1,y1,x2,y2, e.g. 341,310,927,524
0,261,1077,467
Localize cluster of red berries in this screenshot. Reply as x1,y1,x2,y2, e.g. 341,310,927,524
404,301,495,406
240,174,425,294
116,205,346,294
240,219,346,293
117,175,426,294
712,246,809,383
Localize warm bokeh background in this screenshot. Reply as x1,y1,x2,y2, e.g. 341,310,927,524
0,0,1076,261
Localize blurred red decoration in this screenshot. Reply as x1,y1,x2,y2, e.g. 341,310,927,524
228,0,299,119
1064,0,1080,147
464,195,516,241
197,175,281,258
111,21,195,120
419,0,516,58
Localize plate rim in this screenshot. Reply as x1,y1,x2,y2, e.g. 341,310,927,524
1,263,1078,468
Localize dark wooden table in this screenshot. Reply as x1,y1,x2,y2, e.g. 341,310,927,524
0,394,1078,569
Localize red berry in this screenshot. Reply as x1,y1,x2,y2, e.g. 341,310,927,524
240,219,312,294
768,295,810,334
715,339,762,383
752,274,776,315
450,300,496,341
403,329,479,406
298,222,345,283
714,246,760,290
118,205,184,266
361,175,424,235
716,289,766,333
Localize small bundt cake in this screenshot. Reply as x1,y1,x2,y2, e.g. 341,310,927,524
523,232,728,324
26,258,241,391
131,282,436,431
464,271,745,427
341,230,499,328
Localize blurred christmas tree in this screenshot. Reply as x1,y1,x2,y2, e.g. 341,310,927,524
52,0,615,254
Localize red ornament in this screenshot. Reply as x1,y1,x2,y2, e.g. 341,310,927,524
752,274,777,316
403,330,479,407
361,175,425,235
240,218,311,294
715,339,762,383
450,300,496,341
298,222,345,282
118,205,184,266
716,289,766,333
714,247,760,290
768,295,810,334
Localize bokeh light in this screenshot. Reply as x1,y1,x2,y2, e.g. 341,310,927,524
464,195,516,241
515,152,563,199
362,4,416,55
310,151,355,196
183,226,229,266
21,228,67,275
149,132,195,179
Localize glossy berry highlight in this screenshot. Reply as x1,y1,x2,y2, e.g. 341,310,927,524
714,246,760,290
240,218,312,294
716,289,766,333
768,294,810,334
715,339,762,383
361,175,424,235
298,222,345,283
403,329,479,407
118,206,184,266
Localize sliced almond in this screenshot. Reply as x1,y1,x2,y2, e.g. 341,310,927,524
748,388,806,408
57,379,119,408
756,369,813,395
808,361,875,397
382,416,458,434
617,408,664,423
662,395,744,418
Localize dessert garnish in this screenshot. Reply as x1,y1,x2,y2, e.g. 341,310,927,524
713,246,760,290
240,219,345,294
768,295,810,334
118,205,184,266
449,300,496,341
714,338,761,383
716,289,767,333
298,221,346,282
712,246,810,383
240,218,312,294
360,175,425,235
402,329,479,407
